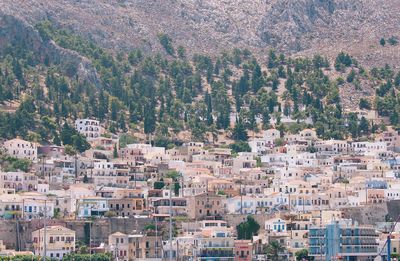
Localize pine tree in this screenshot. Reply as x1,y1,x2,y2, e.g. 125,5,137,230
359,116,369,134
144,102,156,134
380,38,386,46
232,117,248,141
205,91,213,126
251,62,263,93
118,114,126,131
113,144,118,158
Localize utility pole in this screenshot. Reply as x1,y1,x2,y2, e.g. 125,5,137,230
169,184,173,261
43,200,47,261
41,155,45,178
180,173,184,197
89,220,92,261
319,208,322,261
240,183,243,215
74,153,78,182
155,216,158,258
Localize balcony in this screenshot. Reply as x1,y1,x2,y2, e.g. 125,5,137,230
199,248,235,258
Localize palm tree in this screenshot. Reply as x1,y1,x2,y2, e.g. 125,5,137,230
265,240,285,261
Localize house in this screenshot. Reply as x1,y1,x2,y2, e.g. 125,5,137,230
23,196,54,219
37,145,65,159
108,232,129,261
75,119,103,140
226,195,257,214
1,171,38,192
107,231,162,260
234,240,253,261
265,218,287,233
108,197,146,217
32,225,76,260
77,197,109,218
0,193,22,219
3,138,37,162
196,220,235,260
187,191,226,220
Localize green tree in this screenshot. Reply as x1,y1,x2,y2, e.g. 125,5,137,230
359,98,371,110
388,36,399,46
144,102,156,135
347,69,356,83
229,141,251,154
119,134,136,148
113,144,118,158
267,49,278,68
395,72,400,87
335,52,352,71
154,179,165,189
72,134,91,153
62,253,112,261
236,216,260,239
232,118,248,141
295,249,313,261
64,145,77,156
252,62,263,92
265,241,285,261
166,170,181,196
380,38,386,46
158,33,175,56
359,116,369,134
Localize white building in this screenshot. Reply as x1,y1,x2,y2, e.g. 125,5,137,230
265,218,287,233
21,192,54,219
3,138,37,162
75,119,103,140
226,195,257,214
77,197,109,218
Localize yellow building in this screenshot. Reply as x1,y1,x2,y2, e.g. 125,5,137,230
32,225,75,260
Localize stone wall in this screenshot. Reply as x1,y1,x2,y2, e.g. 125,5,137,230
0,217,153,251
341,203,388,225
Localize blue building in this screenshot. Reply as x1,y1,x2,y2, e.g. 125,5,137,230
309,220,378,261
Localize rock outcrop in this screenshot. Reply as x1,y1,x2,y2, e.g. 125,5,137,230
0,13,101,87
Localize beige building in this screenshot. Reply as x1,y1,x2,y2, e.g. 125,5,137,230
32,225,76,260
108,231,162,260
108,197,146,217
187,191,226,220
3,138,37,162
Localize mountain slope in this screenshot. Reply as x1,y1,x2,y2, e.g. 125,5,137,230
1,0,399,68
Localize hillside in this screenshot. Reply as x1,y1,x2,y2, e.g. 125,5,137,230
1,0,400,68
0,2,400,150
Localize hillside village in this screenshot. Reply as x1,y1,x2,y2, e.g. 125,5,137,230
0,0,400,260
0,118,399,260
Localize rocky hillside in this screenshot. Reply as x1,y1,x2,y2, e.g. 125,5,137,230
1,0,400,68
0,14,100,87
